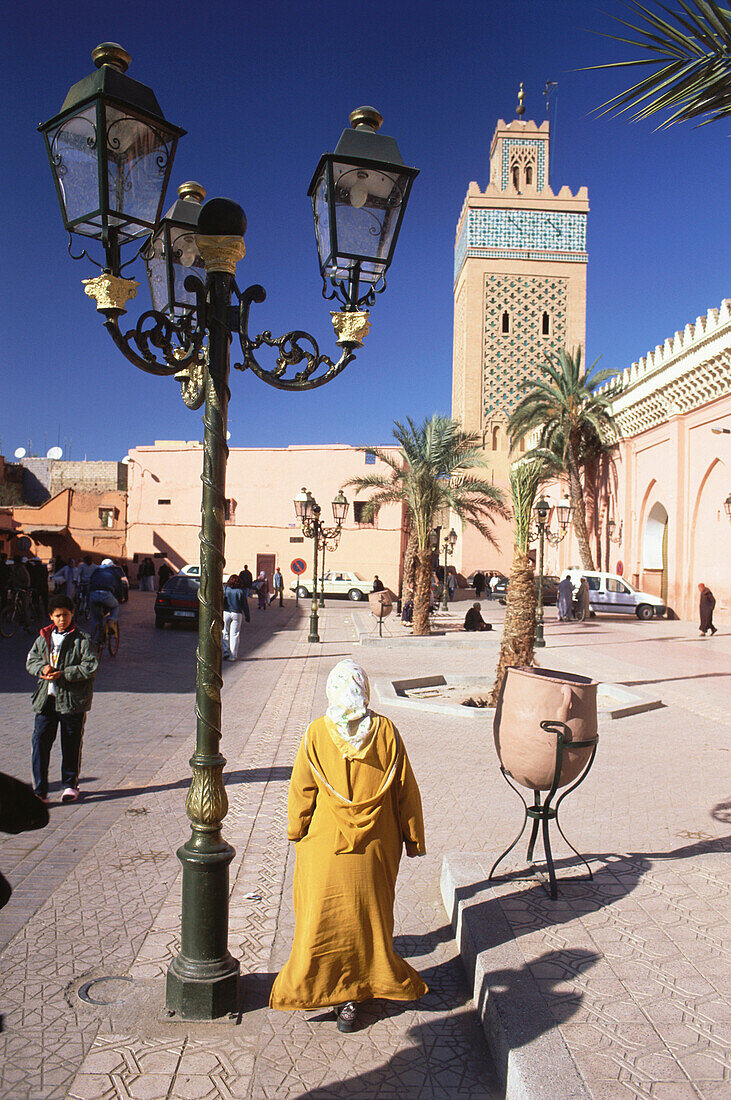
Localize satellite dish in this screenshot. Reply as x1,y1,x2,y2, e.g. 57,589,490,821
46,446,63,460
14,447,26,458
121,456,131,465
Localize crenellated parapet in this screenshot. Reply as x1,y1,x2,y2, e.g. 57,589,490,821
605,299,731,437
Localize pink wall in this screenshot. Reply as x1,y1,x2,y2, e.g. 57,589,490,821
126,442,406,594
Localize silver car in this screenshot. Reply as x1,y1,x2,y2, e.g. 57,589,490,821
562,570,666,620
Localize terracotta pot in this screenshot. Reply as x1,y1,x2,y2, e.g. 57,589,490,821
493,666,598,791
368,590,393,618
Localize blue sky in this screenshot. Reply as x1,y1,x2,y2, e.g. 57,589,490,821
1,0,727,461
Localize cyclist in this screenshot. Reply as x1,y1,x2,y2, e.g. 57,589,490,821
75,556,95,616
88,558,120,645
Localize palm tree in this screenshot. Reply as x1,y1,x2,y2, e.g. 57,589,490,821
489,456,556,704
343,415,508,635
508,347,619,571
589,0,731,128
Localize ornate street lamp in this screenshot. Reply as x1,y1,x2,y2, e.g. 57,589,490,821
39,45,417,1022
723,493,731,521
317,490,350,608
308,106,419,312
533,497,551,648
440,528,458,611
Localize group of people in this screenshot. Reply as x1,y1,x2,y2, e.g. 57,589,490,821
137,557,174,591
556,575,592,622
0,553,48,616
472,570,502,600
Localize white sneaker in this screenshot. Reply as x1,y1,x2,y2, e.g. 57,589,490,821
61,787,79,803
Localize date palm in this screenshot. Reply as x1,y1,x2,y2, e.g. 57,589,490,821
490,455,561,704
508,347,619,572
590,0,731,128
344,415,508,635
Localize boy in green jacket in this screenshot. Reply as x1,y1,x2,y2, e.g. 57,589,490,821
26,595,98,804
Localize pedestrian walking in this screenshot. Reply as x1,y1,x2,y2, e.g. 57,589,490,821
557,575,574,622
273,566,284,606
52,558,77,599
574,577,591,622
157,561,174,590
698,583,717,636
26,595,98,804
270,659,427,1032
256,570,269,610
489,572,500,600
473,570,484,600
372,575,384,593
447,572,456,600
222,574,249,660
240,564,254,599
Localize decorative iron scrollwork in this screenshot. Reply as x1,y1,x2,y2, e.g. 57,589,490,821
232,283,359,391
101,274,208,380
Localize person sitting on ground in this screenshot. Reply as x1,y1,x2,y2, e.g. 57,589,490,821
464,602,491,631
26,595,98,804
270,660,427,1033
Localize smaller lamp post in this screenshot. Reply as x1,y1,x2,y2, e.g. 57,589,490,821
294,489,322,642
534,497,550,648
724,493,731,522
440,528,458,611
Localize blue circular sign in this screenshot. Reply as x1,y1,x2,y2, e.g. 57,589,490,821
291,558,307,575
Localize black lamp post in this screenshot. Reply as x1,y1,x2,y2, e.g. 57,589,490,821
318,490,350,607
534,498,550,648
39,44,417,1021
439,528,458,611
294,489,322,641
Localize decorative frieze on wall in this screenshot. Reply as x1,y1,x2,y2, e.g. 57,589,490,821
606,300,731,437
455,209,587,282
452,286,466,420
483,273,567,421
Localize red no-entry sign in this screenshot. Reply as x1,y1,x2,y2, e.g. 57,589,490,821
616,560,624,576
291,558,307,575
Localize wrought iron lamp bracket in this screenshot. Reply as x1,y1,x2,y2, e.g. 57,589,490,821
98,274,208,385
233,284,358,391
318,522,343,553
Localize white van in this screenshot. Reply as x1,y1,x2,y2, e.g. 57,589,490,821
561,569,666,620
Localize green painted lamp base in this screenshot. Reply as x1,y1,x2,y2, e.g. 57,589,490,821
166,954,240,1019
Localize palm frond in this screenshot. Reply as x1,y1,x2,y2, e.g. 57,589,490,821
586,0,731,127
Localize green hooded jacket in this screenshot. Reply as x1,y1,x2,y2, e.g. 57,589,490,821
26,624,98,715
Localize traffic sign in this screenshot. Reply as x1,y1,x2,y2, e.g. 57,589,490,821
616,560,624,576
291,558,307,575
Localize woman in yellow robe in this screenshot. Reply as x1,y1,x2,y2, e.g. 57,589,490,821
270,659,427,1031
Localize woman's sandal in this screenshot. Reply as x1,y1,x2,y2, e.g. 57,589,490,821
335,1001,358,1032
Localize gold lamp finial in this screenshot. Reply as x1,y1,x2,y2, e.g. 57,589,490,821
516,82,525,117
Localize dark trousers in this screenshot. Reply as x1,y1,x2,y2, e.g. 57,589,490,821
31,699,85,796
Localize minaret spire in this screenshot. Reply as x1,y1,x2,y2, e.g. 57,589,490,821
516,82,525,117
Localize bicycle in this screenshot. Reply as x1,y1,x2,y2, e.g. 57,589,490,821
94,611,120,657
0,589,36,638
75,584,91,621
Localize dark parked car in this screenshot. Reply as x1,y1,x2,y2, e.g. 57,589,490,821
154,574,200,628
497,575,560,605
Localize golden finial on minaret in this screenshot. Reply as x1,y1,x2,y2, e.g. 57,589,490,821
516,82,525,117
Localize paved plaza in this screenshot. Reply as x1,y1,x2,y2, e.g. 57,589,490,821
0,591,729,1099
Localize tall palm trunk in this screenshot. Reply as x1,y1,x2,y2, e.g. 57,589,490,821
489,548,536,704
568,437,595,570
412,547,432,636
401,528,418,602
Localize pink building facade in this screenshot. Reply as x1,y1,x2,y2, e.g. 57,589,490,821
125,442,407,594
541,300,731,625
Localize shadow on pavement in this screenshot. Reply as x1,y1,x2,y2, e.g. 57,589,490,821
77,765,293,803
621,671,731,685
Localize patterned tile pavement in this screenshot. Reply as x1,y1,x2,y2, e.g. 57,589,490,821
0,593,729,1098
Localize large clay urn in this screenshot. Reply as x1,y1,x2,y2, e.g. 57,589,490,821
493,666,598,791
368,589,394,619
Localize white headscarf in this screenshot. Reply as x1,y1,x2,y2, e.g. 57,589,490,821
325,660,373,753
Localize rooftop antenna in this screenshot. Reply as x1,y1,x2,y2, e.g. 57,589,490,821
543,81,558,188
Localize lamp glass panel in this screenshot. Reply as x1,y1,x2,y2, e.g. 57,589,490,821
170,225,204,313
330,160,408,284
46,104,100,232
332,496,348,523
312,170,331,272
145,231,168,314
103,105,175,237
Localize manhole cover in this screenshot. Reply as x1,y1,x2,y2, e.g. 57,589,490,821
78,976,135,1005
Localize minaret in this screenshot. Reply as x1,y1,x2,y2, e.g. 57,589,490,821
451,87,589,453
